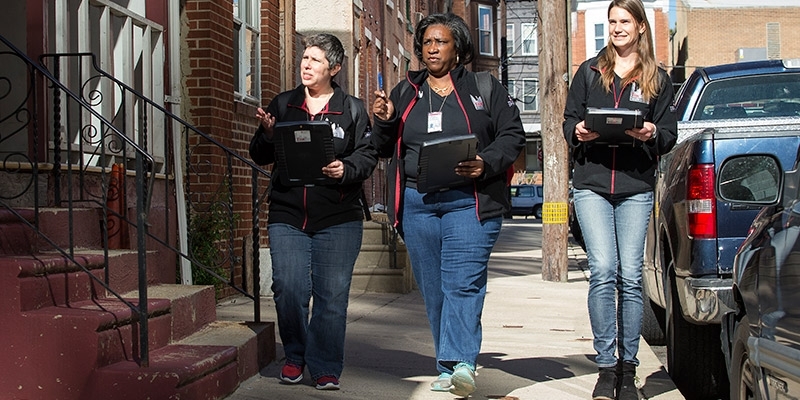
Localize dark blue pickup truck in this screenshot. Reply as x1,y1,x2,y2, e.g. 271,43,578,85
641,58,800,399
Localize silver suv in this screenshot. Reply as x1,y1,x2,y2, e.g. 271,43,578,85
509,184,543,219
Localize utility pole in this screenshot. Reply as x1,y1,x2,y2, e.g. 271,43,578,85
537,0,570,282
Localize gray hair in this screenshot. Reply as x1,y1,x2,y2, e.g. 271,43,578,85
303,33,345,69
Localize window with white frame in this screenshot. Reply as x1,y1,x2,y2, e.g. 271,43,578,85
523,79,538,112
478,5,493,56
521,23,537,56
506,23,515,57
594,23,605,52
506,79,517,102
234,0,260,99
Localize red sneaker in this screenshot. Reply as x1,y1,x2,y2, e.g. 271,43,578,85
280,362,303,384
315,375,340,390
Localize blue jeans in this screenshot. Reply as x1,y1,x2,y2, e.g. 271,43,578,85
268,221,363,380
573,189,653,368
401,186,502,373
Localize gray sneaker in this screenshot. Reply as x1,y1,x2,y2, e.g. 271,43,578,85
449,362,476,397
430,372,453,392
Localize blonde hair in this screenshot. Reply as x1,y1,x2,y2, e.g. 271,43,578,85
597,0,660,101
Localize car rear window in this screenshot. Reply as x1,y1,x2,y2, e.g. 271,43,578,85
693,73,800,120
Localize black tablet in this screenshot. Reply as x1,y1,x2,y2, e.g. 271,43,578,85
585,107,643,144
416,134,479,193
274,120,337,186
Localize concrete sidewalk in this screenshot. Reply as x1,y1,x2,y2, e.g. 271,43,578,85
217,219,685,400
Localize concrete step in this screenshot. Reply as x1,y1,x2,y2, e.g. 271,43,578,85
352,264,414,293
361,220,392,245
1,250,173,313
121,284,218,341
83,320,275,400
83,343,240,400
0,208,36,255
355,243,409,269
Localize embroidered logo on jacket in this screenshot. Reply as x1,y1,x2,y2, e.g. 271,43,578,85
471,95,485,111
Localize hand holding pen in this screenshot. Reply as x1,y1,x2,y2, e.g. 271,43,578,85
372,73,394,121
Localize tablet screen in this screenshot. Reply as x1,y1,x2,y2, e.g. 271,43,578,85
585,107,643,144
417,135,478,193
274,120,337,186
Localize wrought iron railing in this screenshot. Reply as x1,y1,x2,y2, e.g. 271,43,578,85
0,34,270,366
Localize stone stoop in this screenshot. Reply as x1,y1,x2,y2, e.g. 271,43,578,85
352,217,414,293
0,208,275,400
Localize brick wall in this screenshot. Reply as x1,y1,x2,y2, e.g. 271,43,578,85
678,6,800,77
571,10,586,76
183,0,290,293
653,7,668,68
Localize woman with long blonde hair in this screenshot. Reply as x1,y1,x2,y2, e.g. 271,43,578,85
563,1,678,399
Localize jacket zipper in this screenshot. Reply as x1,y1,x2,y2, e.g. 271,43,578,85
302,187,309,230
393,81,419,228
446,74,482,221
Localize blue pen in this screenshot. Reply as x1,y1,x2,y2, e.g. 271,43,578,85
378,73,383,91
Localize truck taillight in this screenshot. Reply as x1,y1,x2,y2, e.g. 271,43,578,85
687,164,716,238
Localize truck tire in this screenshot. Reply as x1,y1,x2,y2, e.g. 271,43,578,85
641,298,666,346
729,315,757,400
533,205,542,219
666,272,730,400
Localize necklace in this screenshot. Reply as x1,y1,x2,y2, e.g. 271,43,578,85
427,78,451,95
428,83,450,113
426,82,450,133
430,85,451,95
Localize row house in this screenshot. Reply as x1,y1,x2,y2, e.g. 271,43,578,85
0,0,295,398
505,0,541,185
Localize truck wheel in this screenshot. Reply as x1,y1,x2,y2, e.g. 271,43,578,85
533,205,543,219
641,298,666,346
666,272,730,400
729,315,757,400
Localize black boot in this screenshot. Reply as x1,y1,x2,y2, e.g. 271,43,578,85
616,362,638,400
591,366,617,400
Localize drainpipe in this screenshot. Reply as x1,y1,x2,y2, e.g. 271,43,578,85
167,0,192,284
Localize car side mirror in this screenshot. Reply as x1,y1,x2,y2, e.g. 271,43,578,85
718,154,782,204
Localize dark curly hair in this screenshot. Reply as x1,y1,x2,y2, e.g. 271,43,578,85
413,13,474,66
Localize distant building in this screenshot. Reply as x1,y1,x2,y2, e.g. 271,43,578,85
505,0,542,184
672,0,800,83
571,0,670,76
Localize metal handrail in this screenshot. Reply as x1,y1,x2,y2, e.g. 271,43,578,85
0,33,270,366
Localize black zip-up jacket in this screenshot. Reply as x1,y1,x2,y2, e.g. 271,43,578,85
563,51,678,197
371,65,526,228
249,83,378,232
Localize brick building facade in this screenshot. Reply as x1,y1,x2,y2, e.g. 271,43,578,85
672,0,800,82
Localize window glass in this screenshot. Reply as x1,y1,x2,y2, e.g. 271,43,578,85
523,79,538,112
594,23,605,52
718,155,780,203
478,5,493,56
695,73,800,120
506,23,515,56
521,23,537,56
233,0,259,99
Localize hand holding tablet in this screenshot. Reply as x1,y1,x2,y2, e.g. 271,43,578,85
584,107,644,144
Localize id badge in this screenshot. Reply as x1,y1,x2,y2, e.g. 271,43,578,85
428,112,443,133
629,82,646,103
